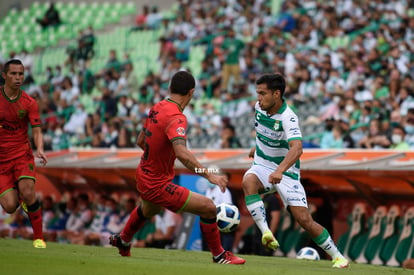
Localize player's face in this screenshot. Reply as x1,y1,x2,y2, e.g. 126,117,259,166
256,83,277,111
3,64,24,90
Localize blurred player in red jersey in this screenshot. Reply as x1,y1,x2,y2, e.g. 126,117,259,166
0,59,48,248
110,71,245,264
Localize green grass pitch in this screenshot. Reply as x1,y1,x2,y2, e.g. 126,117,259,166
0,239,413,275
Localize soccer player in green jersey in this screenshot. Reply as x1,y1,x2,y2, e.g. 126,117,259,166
242,73,349,268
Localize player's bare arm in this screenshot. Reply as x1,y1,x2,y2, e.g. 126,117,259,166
32,127,48,166
172,138,228,192
269,139,303,184
136,129,145,149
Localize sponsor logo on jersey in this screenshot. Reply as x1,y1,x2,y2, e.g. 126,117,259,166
176,127,185,136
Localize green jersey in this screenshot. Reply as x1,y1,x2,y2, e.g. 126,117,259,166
253,101,302,180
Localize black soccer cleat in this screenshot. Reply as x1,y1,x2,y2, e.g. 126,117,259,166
109,234,131,257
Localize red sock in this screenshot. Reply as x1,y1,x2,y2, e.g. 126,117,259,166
120,206,147,243
200,220,224,256
27,206,43,240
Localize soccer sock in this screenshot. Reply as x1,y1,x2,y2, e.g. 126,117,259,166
312,228,342,259
200,217,224,257
27,200,43,240
120,206,147,243
245,194,270,234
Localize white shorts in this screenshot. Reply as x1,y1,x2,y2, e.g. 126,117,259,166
243,164,308,208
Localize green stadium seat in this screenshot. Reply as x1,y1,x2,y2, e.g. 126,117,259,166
337,203,367,260
355,206,388,264
387,207,414,266
377,205,402,265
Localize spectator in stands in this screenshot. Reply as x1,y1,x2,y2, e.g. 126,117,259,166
220,28,244,93
77,26,96,66
83,197,120,246
58,76,80,106
63,103,87,136
145,209,182,249
132,5,149,31
354,78,373,103
146,6,162,30
99,87,118,120
115,63,138,98
103,119,121,148
174,33,191,62
320,124,345,149
59,193,93,243
0,208,12,238
358,118,390,149
215,124,242,149
36,2,61,29
390,124,410,150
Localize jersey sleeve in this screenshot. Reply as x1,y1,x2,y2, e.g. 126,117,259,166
165,114,188,142
283,112,302,142
28,99,41,127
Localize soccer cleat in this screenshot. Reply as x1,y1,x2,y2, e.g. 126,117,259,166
262,231,279,250
332,256,350,268
109,234,131,256
33,239,46,248
213,251,246,264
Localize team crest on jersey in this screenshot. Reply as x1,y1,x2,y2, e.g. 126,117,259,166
176,127,185,136
273,120,282,131
18,110,26,119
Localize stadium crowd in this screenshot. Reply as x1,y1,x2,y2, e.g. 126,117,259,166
0,192,184,249
1,0,414,150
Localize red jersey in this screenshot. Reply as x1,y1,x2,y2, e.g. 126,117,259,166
138,99,187,185
0,87,41,162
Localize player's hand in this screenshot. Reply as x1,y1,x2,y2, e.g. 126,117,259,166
36,150,48,166
206,174,228,193
248,147,255,158
268,171,283,185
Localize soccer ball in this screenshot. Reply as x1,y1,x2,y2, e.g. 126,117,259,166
296,247,320,261
216,203,240,233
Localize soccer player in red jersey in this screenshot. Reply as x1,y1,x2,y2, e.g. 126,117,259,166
110,71,245,264
0,59,48,248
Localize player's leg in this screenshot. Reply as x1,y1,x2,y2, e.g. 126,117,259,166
182,191,245,264
0,164,19,213
0,188,19,214
18,177,45,248
289,205,349,268
242,166,279,250
110,200,161,256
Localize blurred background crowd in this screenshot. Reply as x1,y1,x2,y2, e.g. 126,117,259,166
1,0,414,257
0,0,414,151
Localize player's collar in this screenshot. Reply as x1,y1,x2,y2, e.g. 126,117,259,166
277,100,287,114
2,86,21,102
167,98,183,112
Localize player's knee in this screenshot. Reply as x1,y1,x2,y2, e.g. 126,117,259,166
202,199,217,219
242,174,258,195
2,203,18,214
18,188,36,204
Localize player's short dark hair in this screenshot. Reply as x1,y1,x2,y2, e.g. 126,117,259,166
3,59,23,73
170,70,195,96
256,73,286,97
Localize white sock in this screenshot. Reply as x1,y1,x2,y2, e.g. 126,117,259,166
246,200,270,234
315,231,343,259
